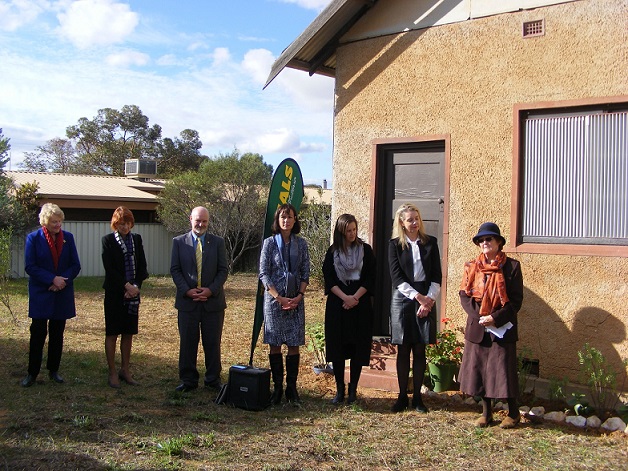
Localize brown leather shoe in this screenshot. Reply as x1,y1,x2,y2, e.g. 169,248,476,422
474,415,493,427
499,415,521,429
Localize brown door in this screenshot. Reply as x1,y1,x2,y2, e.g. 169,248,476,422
372,141,446,336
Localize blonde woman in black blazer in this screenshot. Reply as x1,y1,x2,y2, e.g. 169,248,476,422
102,207,148,388
388,203,442,413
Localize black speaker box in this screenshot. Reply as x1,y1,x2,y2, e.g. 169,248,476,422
228,365,271,411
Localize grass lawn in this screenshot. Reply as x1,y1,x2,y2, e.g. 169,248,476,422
1,274,626,470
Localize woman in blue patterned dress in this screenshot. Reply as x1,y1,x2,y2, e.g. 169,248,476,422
259,203,310,404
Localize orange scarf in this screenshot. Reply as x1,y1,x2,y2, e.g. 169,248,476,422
460,251,509,316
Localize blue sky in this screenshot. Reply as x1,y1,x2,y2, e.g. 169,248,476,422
0,0,335,186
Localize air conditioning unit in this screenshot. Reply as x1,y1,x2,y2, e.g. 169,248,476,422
124,159,157,178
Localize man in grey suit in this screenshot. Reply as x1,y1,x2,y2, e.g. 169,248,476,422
170,206,228,392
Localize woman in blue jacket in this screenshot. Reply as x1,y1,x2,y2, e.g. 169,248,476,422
21,203,81,387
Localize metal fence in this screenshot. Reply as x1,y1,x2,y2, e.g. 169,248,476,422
10,222,176,278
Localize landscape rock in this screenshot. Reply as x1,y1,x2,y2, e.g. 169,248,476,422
544,411,566,422
464,397,478,406
586,416,602,428
519,405,531,414
450,393,463,403
530,406,545,417
601,417,626,432
565,415,587,427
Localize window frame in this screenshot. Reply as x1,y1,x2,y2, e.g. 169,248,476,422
510,96,628,258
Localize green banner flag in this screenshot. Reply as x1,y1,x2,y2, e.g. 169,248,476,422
249,158,304,365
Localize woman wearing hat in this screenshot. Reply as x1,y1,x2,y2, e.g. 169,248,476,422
458,222,524,428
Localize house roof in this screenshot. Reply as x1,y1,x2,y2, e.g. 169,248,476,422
7,171,164,203
7,171,332,207
264,0,379,88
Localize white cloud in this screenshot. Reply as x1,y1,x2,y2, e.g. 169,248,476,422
255,128,301,153
274,67,334,113
156,54,178,66
242,48,275,85
212,47,231,65
0,0,48,31
106,49,149,67
56,0,138,49
187,40,209,52
240,128,326,155
276,0,331,11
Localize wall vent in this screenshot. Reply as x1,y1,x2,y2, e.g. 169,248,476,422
522,19,544,38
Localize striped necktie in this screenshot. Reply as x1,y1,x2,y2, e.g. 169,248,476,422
196,239,202,288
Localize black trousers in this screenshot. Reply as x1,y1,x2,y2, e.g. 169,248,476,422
28,318,67,377
178,305,225,386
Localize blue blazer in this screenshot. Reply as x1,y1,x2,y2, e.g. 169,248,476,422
25,228,81,320
170,231,228,312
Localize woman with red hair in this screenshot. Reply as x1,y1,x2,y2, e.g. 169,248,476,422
102,206,148,388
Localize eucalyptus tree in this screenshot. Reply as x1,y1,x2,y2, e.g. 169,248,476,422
158,150,273,272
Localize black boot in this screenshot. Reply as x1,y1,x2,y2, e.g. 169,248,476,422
268,353,283,405
285,354,300,403
347,383,357,404
331,381,345,405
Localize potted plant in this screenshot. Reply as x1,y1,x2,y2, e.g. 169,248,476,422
306,322,333,375
425,318,464,392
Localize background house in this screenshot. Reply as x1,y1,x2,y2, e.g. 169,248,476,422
7,171,333,277
267,0,628,388
7,171,173,277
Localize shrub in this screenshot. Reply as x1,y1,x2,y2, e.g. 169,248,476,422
299,189,331,285
578,343,628,417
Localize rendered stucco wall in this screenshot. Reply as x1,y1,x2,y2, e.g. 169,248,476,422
332,0,628,386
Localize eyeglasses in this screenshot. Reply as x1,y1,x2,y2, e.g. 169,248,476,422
477,236,494,243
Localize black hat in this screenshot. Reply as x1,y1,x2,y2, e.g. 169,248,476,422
473,222,506,246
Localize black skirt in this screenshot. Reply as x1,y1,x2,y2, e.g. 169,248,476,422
104,291,139,336
324,280,373,365
390,281,436,346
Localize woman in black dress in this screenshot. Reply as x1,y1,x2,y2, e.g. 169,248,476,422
388,203,442,413
458,222,523,428
102,207,148,388
323,214,375,405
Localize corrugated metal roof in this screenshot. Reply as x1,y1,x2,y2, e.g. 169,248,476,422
264,0,379,88
7,171,164,202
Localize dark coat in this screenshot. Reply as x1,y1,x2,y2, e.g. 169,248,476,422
170,231,228,312
25,228,81,320
101,232,149,316
322,242,375,365
388,236,442,345
459,257,523,344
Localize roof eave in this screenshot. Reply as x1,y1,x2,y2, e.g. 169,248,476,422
264,0,378,89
